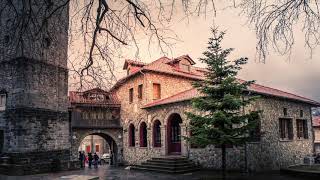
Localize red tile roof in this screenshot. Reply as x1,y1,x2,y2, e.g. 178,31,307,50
143,81,320,108
112,55,320,108
69,88,120,107
143,88,200,108
111,56,204,91
314,116,320,127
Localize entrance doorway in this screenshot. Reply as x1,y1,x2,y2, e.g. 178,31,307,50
167,113,182,155
78,133,118,166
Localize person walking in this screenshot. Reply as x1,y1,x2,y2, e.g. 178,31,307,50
78,151,84,168
110,150,114,166
82,151,86,167
88,152,93,168
93,153,99,168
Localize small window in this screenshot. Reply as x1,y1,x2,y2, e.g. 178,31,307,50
153,83,161,100
279,118,293,140
249,120,261,142
0,94,7,111
129,88,133,103
300,110,303,118
140,122,148,147
181,64,190,72
283,108,288,116
128,124,135,147
98,111,104,119
296,119,308,139
153,120,161,147
95,144,100,152
138,84,143,99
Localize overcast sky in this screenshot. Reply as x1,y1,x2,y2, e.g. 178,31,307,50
69,2,320,102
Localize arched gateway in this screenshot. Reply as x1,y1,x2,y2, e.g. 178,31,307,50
69,88,123,165
167,113,183,155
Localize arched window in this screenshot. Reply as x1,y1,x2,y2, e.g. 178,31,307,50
140,122,147,147
153,120,161,147
128,124,135,147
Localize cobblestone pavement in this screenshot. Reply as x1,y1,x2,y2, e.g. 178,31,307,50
0,165,309,180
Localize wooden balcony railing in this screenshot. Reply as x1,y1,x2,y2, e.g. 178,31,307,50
71,118,120,128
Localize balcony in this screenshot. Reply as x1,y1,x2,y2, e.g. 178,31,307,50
71,111,121,129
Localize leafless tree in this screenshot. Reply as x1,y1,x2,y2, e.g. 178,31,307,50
0,0,215,91
237,0,320,61
3,0,317,90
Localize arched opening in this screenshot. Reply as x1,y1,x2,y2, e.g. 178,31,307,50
140,122,147,147
167,113,182,155
128,124,135,147
153,120,161,147
78,133,118,166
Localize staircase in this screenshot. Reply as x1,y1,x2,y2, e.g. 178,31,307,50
131,156,199,173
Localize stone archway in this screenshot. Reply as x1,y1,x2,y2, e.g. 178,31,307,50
72,129,123,166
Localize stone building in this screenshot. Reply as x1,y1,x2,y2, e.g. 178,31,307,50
313,116,320,153
0,1,74,175
68,88,122,165
110,55,320,171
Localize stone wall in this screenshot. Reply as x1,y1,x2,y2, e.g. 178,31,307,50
0,0,72,175
189,97,314,171
112,71,194,164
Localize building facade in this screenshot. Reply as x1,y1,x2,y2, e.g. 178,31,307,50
0,0,73,175
110,55,320,171
313,116,320,153
68,88,123,165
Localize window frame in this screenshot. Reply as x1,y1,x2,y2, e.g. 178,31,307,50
279,118,293,141
0,94,7,111
296,119,308,139
128,124,135,147
129,88,134,103
153,120,161,147
153,83,161,100
139,122,148,147
138,84,143,99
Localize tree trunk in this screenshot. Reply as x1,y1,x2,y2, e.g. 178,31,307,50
222,144,226,179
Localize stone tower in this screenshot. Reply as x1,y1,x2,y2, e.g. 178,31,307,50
0,1,74,174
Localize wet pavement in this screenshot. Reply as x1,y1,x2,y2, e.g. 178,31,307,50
0,165,314,180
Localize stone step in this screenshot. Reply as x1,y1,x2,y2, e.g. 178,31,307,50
131,156,199,174
131,165,199,174
148,159,192,164
142,161,193,167
138,164,195,170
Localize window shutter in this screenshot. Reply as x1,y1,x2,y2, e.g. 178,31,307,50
303,120,308,139
138,84,143,99
153,83,161,100
129,88,133,103
288,119,293,140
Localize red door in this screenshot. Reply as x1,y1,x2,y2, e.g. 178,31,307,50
167,116,181,154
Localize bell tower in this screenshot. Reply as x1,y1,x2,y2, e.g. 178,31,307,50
0,0,74,174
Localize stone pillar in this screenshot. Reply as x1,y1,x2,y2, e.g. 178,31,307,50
0,0,74,175
180,124,188,157
160,125,167,156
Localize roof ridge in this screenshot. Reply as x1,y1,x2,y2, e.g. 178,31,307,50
250,81,316,102
144,88,196,108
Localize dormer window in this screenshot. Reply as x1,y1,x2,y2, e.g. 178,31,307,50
0,94,6,111
181,63,190,72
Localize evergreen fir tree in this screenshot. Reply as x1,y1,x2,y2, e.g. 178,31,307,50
186,29,261,175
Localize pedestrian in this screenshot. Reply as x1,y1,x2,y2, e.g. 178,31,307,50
110,150,114,166
93,153,99,168
78,151,84,168
82,151,86,167
88,152,93,168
